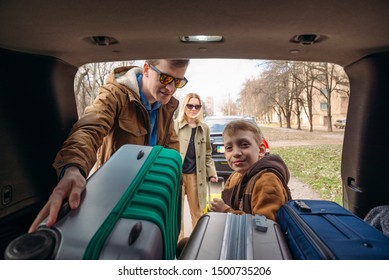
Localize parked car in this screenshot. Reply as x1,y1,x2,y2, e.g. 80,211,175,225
205,115,270,181
334,119,346,129
1,0,389,263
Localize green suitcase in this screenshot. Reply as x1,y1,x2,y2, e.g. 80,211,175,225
5,144,182,260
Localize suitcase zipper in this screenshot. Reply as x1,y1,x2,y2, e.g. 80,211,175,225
283,204,337,260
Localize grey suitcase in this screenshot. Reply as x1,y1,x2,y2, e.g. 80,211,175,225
5,144,182,260
179,212,292,260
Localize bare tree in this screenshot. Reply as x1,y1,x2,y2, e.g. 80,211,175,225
239,78,270,119
312,62,348,132
221,93,239,115
289,63,305,130
263,61,294,128
239,61,295,127
292,61,317,132
238,60,349,132
74,60,135,117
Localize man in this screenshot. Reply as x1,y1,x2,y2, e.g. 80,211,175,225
29,59,190,232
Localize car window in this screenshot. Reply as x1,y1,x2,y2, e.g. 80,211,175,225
207,122,227,134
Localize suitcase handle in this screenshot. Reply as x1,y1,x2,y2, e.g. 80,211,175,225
128,221,143,245
254,214,268,232
57,200,71,221
294,200,312,212
206,177,224,212
207,176,225,182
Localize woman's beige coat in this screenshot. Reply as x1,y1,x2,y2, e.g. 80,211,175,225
174,120,217,211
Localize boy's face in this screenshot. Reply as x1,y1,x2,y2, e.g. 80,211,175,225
223,129,265,175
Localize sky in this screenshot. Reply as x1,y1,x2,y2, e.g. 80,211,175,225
132,58,265,114
175,59,264,112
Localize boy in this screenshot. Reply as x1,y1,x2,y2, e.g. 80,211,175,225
210,120,291,221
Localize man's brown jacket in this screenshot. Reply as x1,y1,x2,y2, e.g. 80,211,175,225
53,66,179,178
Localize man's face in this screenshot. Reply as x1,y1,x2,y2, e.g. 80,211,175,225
143,60,188,105
223,129,263,174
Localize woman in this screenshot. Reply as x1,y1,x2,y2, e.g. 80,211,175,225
174,93,218,240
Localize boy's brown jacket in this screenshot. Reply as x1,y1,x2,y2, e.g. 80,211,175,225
221,154,292,221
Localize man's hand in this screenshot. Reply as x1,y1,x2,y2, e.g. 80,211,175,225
28,166,86,232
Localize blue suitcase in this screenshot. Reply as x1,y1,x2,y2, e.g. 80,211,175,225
277,199,389,260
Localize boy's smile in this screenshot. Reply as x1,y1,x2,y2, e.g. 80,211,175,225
223,130,263,175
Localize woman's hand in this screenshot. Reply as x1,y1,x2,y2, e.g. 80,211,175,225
209,176,219,183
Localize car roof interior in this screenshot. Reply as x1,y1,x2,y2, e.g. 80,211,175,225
1,0,389,258
1,1,388,67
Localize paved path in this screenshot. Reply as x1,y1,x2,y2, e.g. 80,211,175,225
288,176,321,200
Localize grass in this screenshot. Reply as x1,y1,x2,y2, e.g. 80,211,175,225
271,145,343,205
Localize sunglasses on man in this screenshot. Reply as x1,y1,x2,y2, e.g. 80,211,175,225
186,104,202,110
149,64,188,88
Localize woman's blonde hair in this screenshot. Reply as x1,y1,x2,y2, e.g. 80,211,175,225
176,93,204,123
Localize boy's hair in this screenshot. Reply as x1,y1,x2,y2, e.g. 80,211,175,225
176,93,204,123
223,120,263,145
